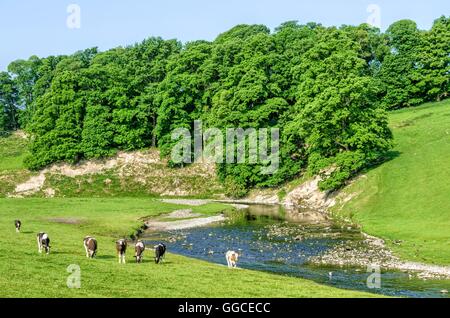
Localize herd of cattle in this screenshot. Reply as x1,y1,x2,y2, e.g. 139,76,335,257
15,219,239,268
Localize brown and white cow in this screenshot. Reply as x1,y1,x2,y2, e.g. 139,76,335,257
226,250,239,268
15,220,21,233
134,240,145,263
116,239,127,264
83,236,98,258
37,232,50,254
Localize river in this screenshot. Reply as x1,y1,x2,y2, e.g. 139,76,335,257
144,204,450,298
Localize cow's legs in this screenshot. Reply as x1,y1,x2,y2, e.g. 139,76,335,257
37,237,42,253
118,253,125,264
84,244,89,258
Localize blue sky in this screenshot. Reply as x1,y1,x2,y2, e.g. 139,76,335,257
0,0,448,71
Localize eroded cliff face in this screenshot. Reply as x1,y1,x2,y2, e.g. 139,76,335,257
281,176,337,211
8,149,223,198
240,173,341,212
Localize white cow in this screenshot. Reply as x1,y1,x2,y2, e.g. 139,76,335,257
226,250,239,268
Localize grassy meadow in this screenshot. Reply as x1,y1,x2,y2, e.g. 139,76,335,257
338,100,450,265
0,198,376,298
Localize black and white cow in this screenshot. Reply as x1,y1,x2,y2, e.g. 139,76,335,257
134,240,145,263
154,243,166,264
83,236,98,258
37,232,50,254
116,239,127,264
15,220,21,233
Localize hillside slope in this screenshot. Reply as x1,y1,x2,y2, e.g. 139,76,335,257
0,135,223,198
337,100,450,265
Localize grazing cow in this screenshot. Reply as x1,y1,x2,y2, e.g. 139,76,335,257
134,240,145,263
154,243,166,264
116,239,127,264
15,220,21,233
37,232,51,254
83,236,98,258
226,251,239,268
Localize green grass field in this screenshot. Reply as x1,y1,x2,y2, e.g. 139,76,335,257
0,198,375,298
0,133,32,196
338,99,450,265
0,133,28,171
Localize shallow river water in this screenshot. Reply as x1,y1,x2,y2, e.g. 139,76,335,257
144,204,450,298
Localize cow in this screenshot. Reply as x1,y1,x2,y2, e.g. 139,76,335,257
15,220,21,233
154,243,166,264
83,236,98,258
134,240,145,263
37,232,51,254
116,239,127,264
225,251,239,268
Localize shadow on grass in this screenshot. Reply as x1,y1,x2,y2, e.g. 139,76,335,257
95,255,116,260
357,150,402,177
333,150,402,193
369,150,401,169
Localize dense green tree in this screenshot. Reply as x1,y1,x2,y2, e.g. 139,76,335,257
378,20,424,109
0,72,19,134
416,16,450,102
7,56,42,127
155,40,213,158
24,50,96,168
286,28,393,189
3,18,446,194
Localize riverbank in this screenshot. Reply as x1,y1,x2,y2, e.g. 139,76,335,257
334,100,450,266
150,199,450,280
308,233,450,280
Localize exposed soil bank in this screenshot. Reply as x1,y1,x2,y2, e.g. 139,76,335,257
9,150,222,198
